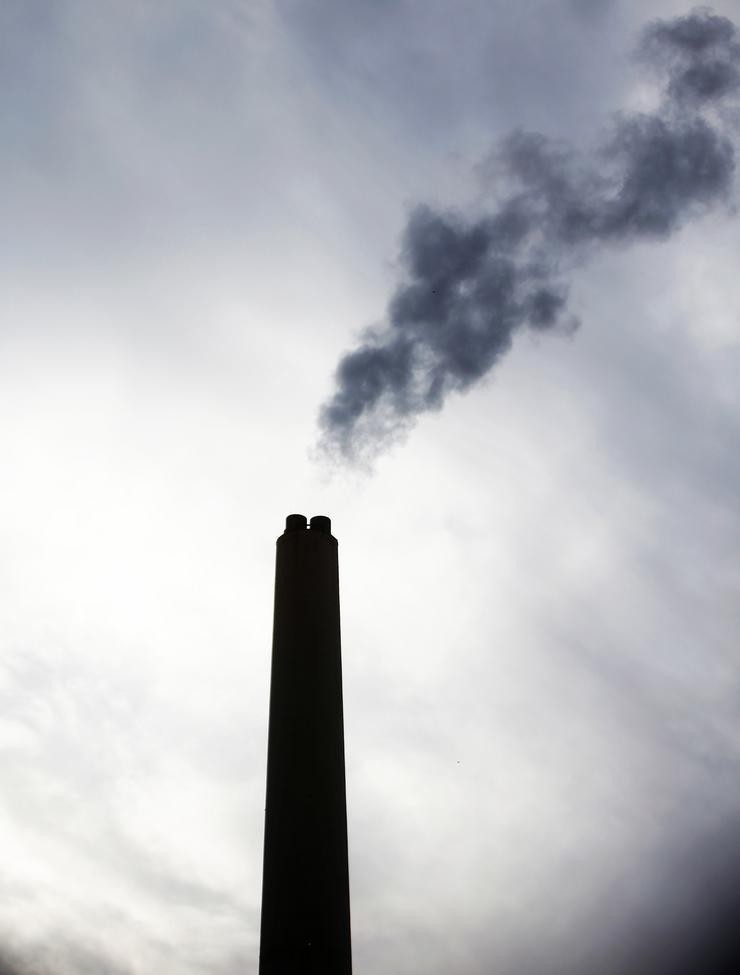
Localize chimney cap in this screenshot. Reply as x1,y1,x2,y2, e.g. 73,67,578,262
284,514,308,532
310,515,331,535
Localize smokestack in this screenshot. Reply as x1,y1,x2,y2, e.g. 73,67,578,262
259,514,352,975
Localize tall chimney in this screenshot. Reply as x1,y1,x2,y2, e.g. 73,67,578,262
258,514,352,974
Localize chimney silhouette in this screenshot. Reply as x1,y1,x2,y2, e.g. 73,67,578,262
258,514,352,974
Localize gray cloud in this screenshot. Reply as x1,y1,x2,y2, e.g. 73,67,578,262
0,942,129,975
317,8,739,465
554,817,740,975
0,949,33,975
569,0,616,26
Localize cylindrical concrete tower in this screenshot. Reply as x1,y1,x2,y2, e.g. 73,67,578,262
258,514,352,975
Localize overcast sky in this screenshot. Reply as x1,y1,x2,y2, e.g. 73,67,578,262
1,2,739,973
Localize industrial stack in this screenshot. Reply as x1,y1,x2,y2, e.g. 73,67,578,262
259,514,352,975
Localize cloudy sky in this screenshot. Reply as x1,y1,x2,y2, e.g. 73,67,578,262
1,1,739,973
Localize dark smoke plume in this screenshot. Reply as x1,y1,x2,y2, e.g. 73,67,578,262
317,9,739,466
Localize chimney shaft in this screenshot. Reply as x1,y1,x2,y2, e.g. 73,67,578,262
258,515,352,974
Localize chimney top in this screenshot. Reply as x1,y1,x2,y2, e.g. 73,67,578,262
283,514,332,535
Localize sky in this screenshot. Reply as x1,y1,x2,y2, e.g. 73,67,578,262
0,1,739,973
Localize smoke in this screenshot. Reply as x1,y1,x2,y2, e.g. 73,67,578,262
317,8,739,466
